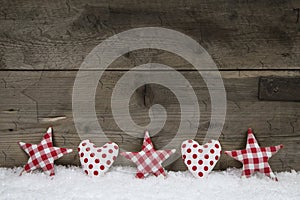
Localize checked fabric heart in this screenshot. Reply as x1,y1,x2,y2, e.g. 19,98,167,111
181,139,221,178
78,140,119,177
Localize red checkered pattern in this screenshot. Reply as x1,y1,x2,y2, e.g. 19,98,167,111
225,128,283,181
19,127,73,176
121,131,176,179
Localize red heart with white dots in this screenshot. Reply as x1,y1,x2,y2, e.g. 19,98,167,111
78,140,119,177
181,139,221,178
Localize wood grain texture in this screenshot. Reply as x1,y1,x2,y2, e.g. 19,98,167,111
0,0,299,173
0,71,299,171
259,77,300,101
0,0,300,70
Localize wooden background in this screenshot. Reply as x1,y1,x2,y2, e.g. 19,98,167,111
0,0,299,172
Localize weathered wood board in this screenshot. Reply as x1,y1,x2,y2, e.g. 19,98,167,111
1,0,300,70
0,0,299,172
0,71,299,171
259,77,300,101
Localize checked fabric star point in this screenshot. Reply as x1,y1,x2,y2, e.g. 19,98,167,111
19,127,73,176
225,128,283,181
120,131,176,179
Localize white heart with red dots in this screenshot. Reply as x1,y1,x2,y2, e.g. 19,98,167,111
78,140,119,177
181,139,221,178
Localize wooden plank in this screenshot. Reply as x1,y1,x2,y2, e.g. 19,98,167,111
0,71,299,171
259,77,300,101
1,0,300,70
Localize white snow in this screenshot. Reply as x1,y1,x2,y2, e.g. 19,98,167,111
0,166,299,200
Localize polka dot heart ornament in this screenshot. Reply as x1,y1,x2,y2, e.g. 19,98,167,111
181,139,221,178
78,140,119,177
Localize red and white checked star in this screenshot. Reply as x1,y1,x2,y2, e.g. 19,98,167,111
225,128,283,181
121,131,176,179
19,127,73,176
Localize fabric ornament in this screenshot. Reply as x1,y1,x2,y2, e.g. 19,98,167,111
181,139,221,178
78,140,119,177
18,127,73,176
225,128,283,181
120,130,176,179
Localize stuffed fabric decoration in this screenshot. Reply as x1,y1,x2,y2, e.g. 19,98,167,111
121,131,176,179
19,127,73,176
181,139,221,178
78,140,119,177
225,128,283,181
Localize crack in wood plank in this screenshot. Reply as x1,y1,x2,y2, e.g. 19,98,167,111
294,8,300,23
2,151,7,161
